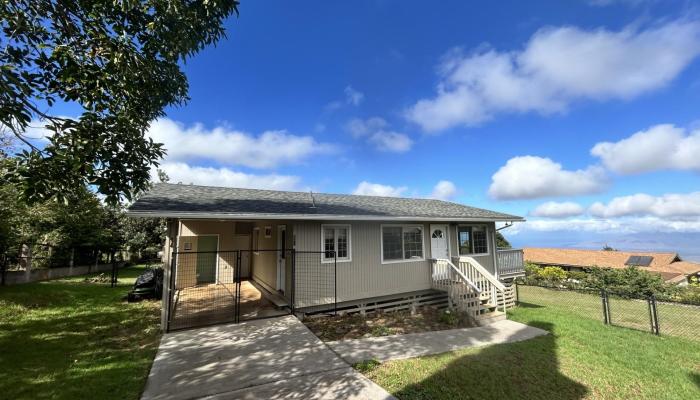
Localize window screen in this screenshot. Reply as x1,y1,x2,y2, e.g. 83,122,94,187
382,225,424,262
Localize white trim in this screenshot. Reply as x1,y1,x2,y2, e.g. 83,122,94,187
380,224,426,265
320,224,352,263
455,224,490,257
127,211,524,222
252,227,260,255
429,224,450,259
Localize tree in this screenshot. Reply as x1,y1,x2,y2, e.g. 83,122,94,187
496,231,511,249
602,244,617,251
1,0,240,204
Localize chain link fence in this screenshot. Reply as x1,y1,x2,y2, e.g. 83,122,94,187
516,284,700,342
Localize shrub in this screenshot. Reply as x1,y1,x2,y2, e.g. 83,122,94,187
536,266,567,283
583,266,669,297
439,309,459,326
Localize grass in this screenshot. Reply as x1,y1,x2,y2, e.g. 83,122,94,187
0,265,161,400
517,285,700,342
362,303,700,399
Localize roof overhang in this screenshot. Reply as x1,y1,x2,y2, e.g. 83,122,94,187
126,210,525,222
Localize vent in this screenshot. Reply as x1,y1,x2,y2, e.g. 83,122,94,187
625,255,653,267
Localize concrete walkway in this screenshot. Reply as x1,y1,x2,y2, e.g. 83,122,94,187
327,319,548,364
141,316,394,400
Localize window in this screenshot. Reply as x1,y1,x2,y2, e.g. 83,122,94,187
252,227,260,254
321,225,351,262
264,226,272,238
381,225,424,263
457,225,489,255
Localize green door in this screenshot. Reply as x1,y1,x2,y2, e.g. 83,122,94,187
196,236,218,284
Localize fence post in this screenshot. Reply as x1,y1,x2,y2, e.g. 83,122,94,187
600,289,610,324
166,250,177,332
24,245,32,283
649,295,660,335
514,283,519,304
290,249,296,315
1,253,6,286
235,250,242,324
334,251,337,316
110,250,117,288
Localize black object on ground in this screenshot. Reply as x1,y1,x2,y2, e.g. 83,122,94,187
127,267,164,302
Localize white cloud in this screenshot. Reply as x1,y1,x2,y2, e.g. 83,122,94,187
430,180,458,200
590,124,700,174
587,0,650,7
344,117,413,153
148,118,336,169
345,117,388,138
489,156,608,200
512,216,700,234
158,162,301,190
589,192,700,218
368,131,413,153
530,201,585,218
352,181,408,197
407,20,700,132
344,86,364,106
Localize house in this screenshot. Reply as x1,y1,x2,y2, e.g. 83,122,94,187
523,247,700,285
128,183,526,331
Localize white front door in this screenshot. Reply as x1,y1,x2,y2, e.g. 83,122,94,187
430,224,449,259
276,225,286,292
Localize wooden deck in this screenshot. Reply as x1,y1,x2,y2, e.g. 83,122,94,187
170,280,288,330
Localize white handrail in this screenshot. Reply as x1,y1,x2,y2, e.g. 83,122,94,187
433,258,481,293
459,256,506,291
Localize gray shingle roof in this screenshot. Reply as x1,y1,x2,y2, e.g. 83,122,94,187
127,183,523,221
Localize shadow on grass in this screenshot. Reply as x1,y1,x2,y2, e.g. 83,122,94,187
390,321,588,400
516,301,545,309
690,372,700,389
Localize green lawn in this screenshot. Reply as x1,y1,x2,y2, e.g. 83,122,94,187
517,285,700,342
362,303,700,400
0,265,161,400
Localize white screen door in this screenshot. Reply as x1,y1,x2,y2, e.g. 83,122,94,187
430,224,449,259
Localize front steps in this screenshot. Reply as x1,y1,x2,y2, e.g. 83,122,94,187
474,310,507,326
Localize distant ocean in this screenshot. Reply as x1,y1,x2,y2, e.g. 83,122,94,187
508,231,700,262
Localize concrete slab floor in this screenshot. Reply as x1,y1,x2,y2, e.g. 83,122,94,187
327,319,548,365
141,316,395,400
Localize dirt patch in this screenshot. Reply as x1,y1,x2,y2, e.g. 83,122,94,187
303,307,473,341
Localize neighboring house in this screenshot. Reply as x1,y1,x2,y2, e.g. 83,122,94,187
128,183,525,331
524,248,700,285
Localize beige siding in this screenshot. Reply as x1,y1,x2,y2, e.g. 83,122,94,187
248,220,294,298
294,221,433,303
175,220,238,288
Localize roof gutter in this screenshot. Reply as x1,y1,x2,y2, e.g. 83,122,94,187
125,210,525,222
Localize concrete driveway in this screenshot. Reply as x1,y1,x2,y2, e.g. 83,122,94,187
141,316,394,400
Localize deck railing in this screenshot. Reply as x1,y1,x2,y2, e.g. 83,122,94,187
496,248,525,278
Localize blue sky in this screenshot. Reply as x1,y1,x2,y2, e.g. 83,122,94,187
45,0,700,258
